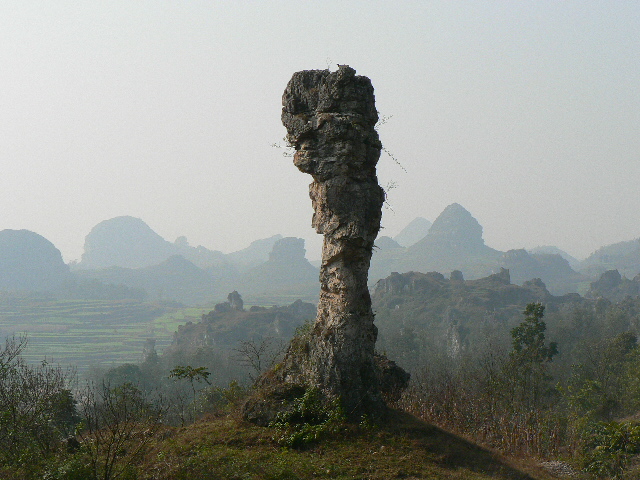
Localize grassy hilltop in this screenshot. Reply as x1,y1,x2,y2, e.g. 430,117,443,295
117,411,550,480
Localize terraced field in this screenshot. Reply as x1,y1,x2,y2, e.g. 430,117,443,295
0,297,213,375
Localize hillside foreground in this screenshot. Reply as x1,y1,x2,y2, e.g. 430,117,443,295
133,409,551,480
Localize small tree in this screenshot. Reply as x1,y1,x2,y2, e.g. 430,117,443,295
0,336,78,467
232,338,283,382
77,381,166,480
169,365,211,425
566,332,638,422
507,303,558,410
169,365,211,398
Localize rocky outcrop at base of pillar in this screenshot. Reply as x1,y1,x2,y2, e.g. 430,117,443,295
243,66,408,424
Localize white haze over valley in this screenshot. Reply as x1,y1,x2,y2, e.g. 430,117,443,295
1,1,639,263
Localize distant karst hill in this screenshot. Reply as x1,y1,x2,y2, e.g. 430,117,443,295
76,216,229,270
75,254,217,305
75,216,284,273
499,248,588,294
0,229,71,292
397,203,502,276
235,237,318,302
9,210,640,303
529,245,581,270
78,216,177,269
393,216,432,247
225,234,283,268
72,216,317,305
372,203,589,295
579,238,640,279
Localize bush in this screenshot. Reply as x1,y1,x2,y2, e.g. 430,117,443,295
77,381,166,480
194,380,248,416
582,421,640,479
0,336,78,468
269,387,345,448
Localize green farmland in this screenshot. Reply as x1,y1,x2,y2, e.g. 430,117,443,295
0,296,213,375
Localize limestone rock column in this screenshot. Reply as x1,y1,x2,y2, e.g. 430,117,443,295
281,65,386,416
242,66,407,425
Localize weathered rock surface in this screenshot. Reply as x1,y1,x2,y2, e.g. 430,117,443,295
244,66,404,422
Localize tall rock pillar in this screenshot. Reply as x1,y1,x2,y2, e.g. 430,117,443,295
244,66,404,424
284,65,385,416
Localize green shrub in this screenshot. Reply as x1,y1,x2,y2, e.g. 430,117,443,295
582,421,640,478
194,380,248,415
43,454,93,480
0,336,78,468
269,387,345,448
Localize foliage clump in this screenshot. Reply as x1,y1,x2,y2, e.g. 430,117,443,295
0,336,77,472
269,387,346,448
581,420,640,479
506,302,558,411
193,380,247,416
75,381,166,480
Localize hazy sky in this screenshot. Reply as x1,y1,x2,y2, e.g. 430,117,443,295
1,1,639,262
